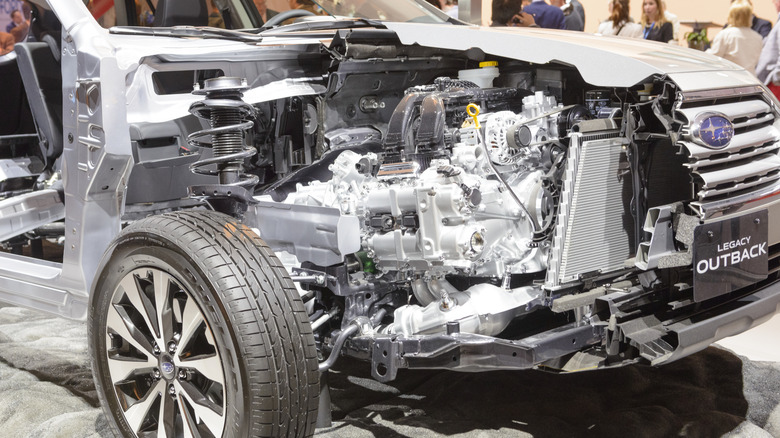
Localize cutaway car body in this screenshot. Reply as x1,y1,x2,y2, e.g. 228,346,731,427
1,0,779,436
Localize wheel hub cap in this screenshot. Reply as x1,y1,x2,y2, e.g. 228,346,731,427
159,355,175,380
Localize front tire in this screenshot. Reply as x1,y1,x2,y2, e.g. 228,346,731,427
89,211,319,437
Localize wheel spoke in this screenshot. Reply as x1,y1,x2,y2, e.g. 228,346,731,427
107,355,156,386
179,395,199,438
177,354,224,386
153,270,175,345
119,273,161,343
179,296,205,351
157,389,175,438
177,380,225,437
124,379,165,433
106,302,155,359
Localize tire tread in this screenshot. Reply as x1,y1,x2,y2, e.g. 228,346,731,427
90,211,319,437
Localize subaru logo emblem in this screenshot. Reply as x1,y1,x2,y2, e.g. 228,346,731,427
161,362,175,374
693,112,734,149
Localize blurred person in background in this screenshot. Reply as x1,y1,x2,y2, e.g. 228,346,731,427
571,0,585,26
550,0,583,31
135,0,154,26
0,32,13,56
208,0,225,27
522,0,565,29
443,0,459,19
756,0,780,98
288,0,320,14
707,0,763,73
491,0,537,26
597,0,642,38
661,1,680,41
730,0,772,38
253,0,278,25
491,0,522,25
6,10,22,33
641,0,673,42
7,9,28,43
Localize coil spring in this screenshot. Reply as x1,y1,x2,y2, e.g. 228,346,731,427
188,77,259,189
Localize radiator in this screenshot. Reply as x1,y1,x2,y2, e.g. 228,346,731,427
548,134,633,286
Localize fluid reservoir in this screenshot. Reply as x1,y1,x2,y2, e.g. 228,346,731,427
458,61,500,88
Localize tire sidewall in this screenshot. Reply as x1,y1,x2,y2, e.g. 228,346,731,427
90,231,250,438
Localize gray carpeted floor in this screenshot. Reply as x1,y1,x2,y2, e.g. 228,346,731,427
0,304,777,437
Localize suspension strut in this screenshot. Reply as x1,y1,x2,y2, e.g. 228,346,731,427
188,77,258,216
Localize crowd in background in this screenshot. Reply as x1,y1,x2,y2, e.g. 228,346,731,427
479,0,778,79
488,0,678,41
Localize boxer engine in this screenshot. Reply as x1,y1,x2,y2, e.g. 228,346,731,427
256,80,618,338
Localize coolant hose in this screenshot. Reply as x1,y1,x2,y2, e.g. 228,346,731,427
318,323,360,373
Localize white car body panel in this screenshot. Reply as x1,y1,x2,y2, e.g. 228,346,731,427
384,22,753,90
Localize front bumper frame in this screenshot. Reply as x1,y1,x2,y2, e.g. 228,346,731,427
346,277,780,382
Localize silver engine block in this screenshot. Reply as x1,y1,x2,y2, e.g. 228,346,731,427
259,92,570,336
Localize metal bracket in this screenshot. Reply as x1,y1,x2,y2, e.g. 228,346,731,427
371,337,403,382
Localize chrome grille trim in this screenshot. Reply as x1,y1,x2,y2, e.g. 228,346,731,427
734,113,774,130
676,91,780,218
696,153,780,187
678,99,770,124
696,155,780,198
690,180,780,217
679,85,765,103
684,125,779,169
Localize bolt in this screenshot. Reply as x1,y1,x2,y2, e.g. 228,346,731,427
153,344,161,355
167,341,177,354
169,384,176,396
755,218,761,225
707,231,714,238
178,370,188,381
153,369,161,379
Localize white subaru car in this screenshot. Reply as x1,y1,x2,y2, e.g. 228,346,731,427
0,0,779,436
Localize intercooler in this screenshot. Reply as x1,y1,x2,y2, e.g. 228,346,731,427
548,131,633,286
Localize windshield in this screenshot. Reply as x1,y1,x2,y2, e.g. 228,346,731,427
311,0,450,23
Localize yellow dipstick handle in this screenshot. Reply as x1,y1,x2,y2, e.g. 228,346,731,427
467,103,481,129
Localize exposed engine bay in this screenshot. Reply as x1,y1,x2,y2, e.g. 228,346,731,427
5,25,779,380
109,30,779,378
5,3,780,435
261,82,585,338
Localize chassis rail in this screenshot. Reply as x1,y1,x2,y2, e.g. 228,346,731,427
342,278,780,382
